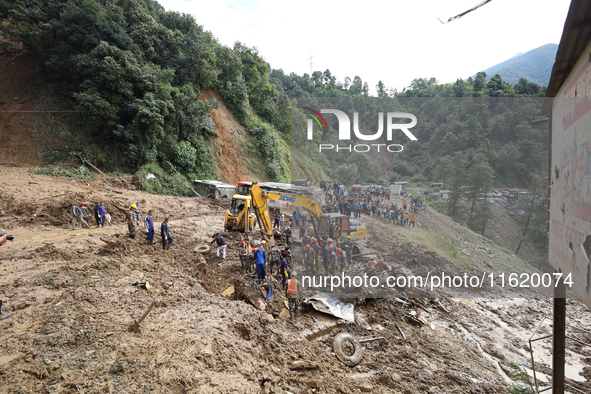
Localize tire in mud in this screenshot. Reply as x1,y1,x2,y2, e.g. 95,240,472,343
194,245,210,254
333,332,362,366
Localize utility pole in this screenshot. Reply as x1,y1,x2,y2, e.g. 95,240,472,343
308,51,314,75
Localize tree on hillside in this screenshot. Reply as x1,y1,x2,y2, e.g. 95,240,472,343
466,154,495,217
445,152,469,219
474,72,487,91
515,173,548,254
469,192,494,236
376,81,387,98
334,163,360,186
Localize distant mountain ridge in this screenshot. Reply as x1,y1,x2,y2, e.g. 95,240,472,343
473,43,558,87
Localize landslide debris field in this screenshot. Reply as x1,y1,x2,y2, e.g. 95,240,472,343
1,165,590,394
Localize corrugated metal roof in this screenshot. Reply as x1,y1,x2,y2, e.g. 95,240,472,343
543,0,591,113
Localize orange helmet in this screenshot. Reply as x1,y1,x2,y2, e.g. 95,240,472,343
261,240,267,244
241,241,246,246
311,237,318,243
328,245,334,250
336,248,342,254
304,244,311,250
80,202,86,206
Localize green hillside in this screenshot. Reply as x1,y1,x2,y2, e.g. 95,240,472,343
476,43,557,86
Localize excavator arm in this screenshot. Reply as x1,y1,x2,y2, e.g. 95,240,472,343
250,182,323,239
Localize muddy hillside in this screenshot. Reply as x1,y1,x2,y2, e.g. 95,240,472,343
1,165,590,394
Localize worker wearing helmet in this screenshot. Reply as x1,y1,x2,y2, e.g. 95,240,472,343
253,245,266,282
79,202,90,223
280,254,289,289
286,271,300,320
342,235,354,267
302,232,310,247
322,241,330,275
310,237,320,270
239,241,249,272
304,243,315,275
268,244,281,275
125,205,139,239
336,247,347,273
328,244,337,275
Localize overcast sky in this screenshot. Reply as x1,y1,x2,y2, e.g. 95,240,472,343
157,0,571,94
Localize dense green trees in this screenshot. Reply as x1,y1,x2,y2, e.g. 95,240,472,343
0,0,290,181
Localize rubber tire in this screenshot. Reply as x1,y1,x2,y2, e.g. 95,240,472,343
194,245,211,254
333,332,363,366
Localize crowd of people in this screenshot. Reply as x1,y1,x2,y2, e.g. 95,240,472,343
313,182,428,227
68,201,174,250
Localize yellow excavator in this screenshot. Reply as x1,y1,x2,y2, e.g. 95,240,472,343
224,194,256,232
247,182,367,244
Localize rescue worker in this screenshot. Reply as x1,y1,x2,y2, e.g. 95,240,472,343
99,202,106,227
135,201,141,223
254,246,266,282
299,224,306,239
328,244,337,274
302,232,310,247
70,203,90,230
210,232,227,260
273,211,280,229
80,202,90,223
409,214,416,227
239,241,249,272
304,244,315,275
285,226,292,246
336,247,347,273
310,237,320,271
268,244,281,275
342,236,354,267
93,201,101,228
322,242,330,275
126,205,139,238
286,272,300,319
280,255,289,289
161,218,173,250
280,214,286,230
145,209,155,245
279,246,290,270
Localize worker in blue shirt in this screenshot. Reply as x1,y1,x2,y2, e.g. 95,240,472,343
145,210,155,245
254,246,266,282
161,218,173,250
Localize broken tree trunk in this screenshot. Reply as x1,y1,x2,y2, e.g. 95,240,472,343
78,155,107,176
